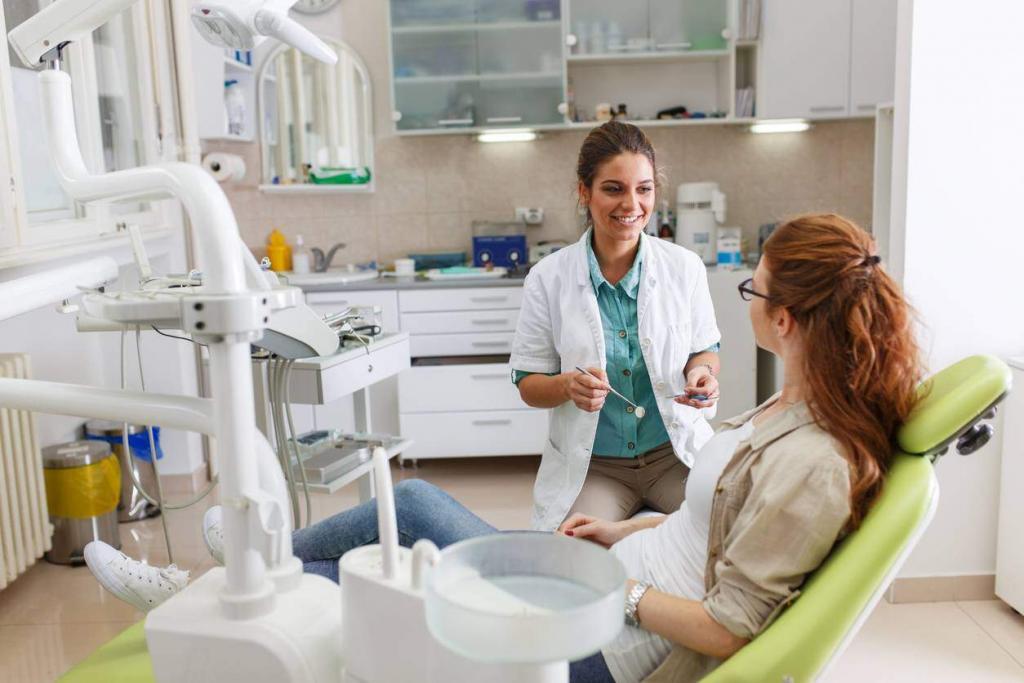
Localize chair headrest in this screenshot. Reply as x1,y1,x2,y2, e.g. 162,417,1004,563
898,354,1012,457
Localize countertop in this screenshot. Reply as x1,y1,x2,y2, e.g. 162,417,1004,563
296,264,751,293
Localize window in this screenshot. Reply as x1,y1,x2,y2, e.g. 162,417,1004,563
0,0,171,255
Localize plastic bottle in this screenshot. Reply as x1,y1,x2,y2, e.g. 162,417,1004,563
266,229,292,272
224,80,246,137
292,234,312,274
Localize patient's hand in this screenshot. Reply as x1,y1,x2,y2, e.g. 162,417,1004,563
557,513,634,548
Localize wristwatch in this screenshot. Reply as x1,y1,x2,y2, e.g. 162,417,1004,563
624,581,651,628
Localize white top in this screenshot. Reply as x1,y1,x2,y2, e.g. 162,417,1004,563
602,419,757,683
510,231,722,531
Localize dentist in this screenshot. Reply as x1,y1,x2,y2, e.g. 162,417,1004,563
511,121,722,531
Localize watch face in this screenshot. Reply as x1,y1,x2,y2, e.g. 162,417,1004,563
293,0,340,14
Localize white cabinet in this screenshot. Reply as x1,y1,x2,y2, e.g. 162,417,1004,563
996,358,1024,614
849,0,897,116
706,268,757,425
759,0,852,120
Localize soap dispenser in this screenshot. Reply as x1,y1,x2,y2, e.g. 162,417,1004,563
266,229,292,272
292,234,311,274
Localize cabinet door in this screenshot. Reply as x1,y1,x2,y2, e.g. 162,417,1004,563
849,0,897,116
651,0,728,52
759,0,852,119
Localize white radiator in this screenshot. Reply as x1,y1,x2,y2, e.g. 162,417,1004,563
0,354,51,590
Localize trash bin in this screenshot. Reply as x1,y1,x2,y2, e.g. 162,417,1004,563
85,420,163,523
42,440,121,565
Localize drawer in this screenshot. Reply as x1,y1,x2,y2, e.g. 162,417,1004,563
399,287,522,313
399,409,548,459
409,331,513,358
399,363,525,413
305,290,400,333
400,309,520,335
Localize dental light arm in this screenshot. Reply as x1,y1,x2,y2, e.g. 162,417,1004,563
8,0,337,67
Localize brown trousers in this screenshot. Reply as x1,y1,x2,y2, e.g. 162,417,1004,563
565,442,689,523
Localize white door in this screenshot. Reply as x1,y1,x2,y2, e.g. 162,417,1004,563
849,0,897,117
759,0,852,119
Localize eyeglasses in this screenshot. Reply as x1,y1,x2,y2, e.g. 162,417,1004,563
738,277,771,302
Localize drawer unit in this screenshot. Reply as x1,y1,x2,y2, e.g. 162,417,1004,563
409,332,514,358
399,410,548,460
398,286,522,313
399,363,521,413
400,309,519,335
306,290,400,333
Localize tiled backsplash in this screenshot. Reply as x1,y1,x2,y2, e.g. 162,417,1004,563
209,117,874,267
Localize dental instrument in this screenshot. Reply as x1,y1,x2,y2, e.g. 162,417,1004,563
576,366,646,418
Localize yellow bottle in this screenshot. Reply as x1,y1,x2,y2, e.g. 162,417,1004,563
266,229,292,272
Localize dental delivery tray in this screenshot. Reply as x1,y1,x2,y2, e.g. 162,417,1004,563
292,432,405,485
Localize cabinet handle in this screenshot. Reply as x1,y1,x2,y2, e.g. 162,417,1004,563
438,118,473,126
857,104,877,111
809,105,845,113
486,116,523,124
471,341,509,348
655,42,692,50
470,296,508,303
471,318,510,325
472,419,512,427
565,33,578,47
471,373,508,380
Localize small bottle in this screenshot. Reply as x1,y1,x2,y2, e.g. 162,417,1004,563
265,229,292,272
659,207,675,240
224,80,246,137
615,103,628,121
292,234,312,274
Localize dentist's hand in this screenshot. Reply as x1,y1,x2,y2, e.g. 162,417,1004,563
564,367,609,412
557,513,634,548
675,366,719,409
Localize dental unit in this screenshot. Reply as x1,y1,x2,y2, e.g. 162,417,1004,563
0,1,628,681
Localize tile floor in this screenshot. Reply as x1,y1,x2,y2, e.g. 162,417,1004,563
2,456,1023,682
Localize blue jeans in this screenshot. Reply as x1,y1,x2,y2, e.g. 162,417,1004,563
291,479,615,683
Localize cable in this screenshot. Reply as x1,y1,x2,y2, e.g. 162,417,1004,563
269,357,301,528
282,359,312,529
151,325,207,346
135,326,174,564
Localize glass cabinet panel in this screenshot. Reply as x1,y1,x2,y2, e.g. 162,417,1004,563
389,0,565,131
567,0,728,56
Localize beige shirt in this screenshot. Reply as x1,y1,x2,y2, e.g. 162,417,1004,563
644,396,852,683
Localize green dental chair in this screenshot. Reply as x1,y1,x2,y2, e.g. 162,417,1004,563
58,355,1012,683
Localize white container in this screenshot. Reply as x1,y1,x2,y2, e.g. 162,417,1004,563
716,227,743,269
394,258,416,276
224,80,246,137
292,234,311,274
677,182,726,265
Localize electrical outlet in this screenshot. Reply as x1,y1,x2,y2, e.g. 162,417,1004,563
515,207,544,225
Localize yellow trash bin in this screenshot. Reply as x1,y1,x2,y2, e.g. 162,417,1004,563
43,440,121,565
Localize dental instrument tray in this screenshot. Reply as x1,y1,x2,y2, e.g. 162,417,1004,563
424,533,626,664
292,432,405,485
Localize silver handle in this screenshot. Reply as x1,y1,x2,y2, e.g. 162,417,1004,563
486,116,523,124
437,118,473,126
809,105,845,113
471,318,511,326
655,42,692,50
472,419,512,427
471,341,509,348
471,373,508,380
470,296,508,303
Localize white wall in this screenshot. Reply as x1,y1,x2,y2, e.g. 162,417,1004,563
891,0,1024,577
0,228,204,476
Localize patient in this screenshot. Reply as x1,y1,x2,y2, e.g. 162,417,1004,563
85,213,921,683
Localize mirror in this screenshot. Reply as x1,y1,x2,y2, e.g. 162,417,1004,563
258,37,374,191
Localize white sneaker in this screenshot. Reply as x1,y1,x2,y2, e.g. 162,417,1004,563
203,505,225,565
84,541,189,612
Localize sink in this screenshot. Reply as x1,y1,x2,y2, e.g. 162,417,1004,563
283,268,378,287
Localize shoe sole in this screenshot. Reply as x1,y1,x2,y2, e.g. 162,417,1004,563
202,508,225,565
84,544,152,613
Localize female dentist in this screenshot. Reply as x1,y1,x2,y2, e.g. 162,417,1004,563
511,121,722,531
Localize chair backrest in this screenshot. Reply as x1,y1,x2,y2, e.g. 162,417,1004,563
702,355,1012,683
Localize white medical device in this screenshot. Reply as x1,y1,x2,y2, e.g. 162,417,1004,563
1,1,625,680
676,181,727,265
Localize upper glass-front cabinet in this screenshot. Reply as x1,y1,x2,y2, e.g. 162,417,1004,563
389,0,564,132
567,0,729,57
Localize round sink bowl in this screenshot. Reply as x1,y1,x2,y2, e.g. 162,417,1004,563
284,268,378,287
424,532,626,664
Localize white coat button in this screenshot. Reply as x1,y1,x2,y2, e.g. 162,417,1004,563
671,421,680,429
641,338,651,347
656,381,666,391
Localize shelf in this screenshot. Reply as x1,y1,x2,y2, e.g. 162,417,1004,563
259,183,374,194
224,57,253,73
567,49,730,67
736,39,759,47
394,71,562,85
301,437,414,495
210,132,254,142
391,20,560,35
394,117,757,137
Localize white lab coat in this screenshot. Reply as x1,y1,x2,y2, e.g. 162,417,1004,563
511,231,721,531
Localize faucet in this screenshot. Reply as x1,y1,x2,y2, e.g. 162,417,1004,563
310,242,346,272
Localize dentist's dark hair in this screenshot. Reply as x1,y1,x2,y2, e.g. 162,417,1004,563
762,213,922,529
576,121,659,226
